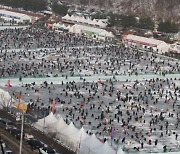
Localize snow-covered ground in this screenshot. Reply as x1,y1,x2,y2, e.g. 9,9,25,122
0,26,180,153
3,76,180,154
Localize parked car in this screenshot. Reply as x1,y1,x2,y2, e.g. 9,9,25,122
24,133,34,141
27,139,44,150
0,119,14,130
10,129,22,139
0,139,6,149
39,147,56,154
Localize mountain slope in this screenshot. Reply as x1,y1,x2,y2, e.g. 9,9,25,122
113,0,180,22
69,0,180,23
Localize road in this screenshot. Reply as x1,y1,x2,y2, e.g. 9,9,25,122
0,109,76,154
0,127,33,154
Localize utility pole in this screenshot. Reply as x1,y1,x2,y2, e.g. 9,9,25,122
17,91,27,154
19,111,24,154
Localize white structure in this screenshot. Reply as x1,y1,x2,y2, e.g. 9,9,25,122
34,112,58,131
0,10,32,23
123,34,169,53
174,31,180,41
69,24,114,40
33,112,124,154
52,23,68,30
62,14,108,28
0,88,11,109
169,42,180,54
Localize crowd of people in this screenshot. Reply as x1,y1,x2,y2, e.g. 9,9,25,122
8,75,180,153
0,27,179,79
0,27,100,50
1,25,180,153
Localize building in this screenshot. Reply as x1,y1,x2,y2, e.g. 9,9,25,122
0,9,32,23
123,34,169,53
69,24,114,40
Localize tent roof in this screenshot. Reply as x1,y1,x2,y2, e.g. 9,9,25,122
56,117,68,130
62,14,107,28
96,141,116,154
70,127,90,143
35,112,58,128
59,122,79,136
47,116,68,133
82,133,104,149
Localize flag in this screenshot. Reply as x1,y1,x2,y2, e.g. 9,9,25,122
16,92,22,102
52,100,56,113
6,80,12,89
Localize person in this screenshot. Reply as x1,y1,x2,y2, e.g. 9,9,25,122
141,141,144,149
155,139,158,146
122,137,126,144
19,76,22,82
148,139,152,145
163,145,167,152
176,134,178,140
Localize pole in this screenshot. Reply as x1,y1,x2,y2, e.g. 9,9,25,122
10,92,13,114
43,109,45,133
79,131,82,149
19,112,24,154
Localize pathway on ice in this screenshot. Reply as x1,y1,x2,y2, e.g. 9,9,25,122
0,73,180,87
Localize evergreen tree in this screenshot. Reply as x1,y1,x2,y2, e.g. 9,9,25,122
158,21,179,33
138,17,154,30
52,2,68,16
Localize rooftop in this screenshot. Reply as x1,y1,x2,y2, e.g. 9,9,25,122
125,34,165,46
0,9,28,18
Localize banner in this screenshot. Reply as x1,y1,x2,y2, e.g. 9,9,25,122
52,100,56,113
14,102,27,112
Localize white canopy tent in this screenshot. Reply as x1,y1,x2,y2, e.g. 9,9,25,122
57,122,79,137
97,20,107,28
80,133,104,153
62,14,71,20
32,114,122,154
70,127,90,143
56,122,80,150
34,112,58,131
95,141,116,154
62,14,108,28
53,23,68,30
47,116,68,133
